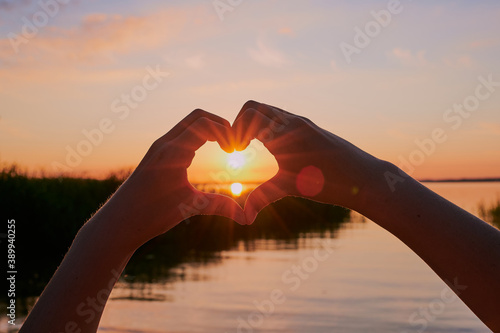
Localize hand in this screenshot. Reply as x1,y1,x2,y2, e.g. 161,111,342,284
233,101,500,331
232,101,385,224
103,109,246,250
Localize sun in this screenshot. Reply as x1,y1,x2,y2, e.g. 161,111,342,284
227,151,246,170
230,182,243,196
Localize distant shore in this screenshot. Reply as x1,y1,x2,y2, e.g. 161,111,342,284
420,178,500,183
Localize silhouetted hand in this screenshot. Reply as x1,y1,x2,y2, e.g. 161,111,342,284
106,109,246,249
232,100,385,224
232,101,500,332
20,109,248,333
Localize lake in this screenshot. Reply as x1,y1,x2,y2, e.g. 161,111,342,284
3,182,499,332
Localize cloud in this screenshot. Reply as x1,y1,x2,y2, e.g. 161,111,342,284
467,38,499,50
58,13,152,63
184,54,205,70
248,38,290,68
188,72,331,96
389,48,477,69
0,0,32,11
443,54,476,69
389,48,427,67
278,27,294,36
0,6,212,67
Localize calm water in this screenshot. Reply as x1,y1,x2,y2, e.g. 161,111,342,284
4,182,499,332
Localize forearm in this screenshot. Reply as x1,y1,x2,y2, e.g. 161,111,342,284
20,209,136,333
362,161,500,331
20,109,239,332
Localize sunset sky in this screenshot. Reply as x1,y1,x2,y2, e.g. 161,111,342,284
1,0,499,182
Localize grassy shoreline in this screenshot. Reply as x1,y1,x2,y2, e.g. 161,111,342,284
479,200,500,228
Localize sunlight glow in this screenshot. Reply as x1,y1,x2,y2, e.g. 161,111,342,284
187,141,279,184
231,182,243,196
227,151,246,169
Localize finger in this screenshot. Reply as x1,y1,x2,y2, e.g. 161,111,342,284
232,108,281,151
234,100,289,124
235,100,312,125
197,191,247,225
162,109,234,153
244,173,296,225
172,116,233,154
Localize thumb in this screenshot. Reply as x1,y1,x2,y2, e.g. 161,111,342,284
197,191,247,225
244,173,295,225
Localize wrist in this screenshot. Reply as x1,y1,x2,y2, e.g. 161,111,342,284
89,197,145,254
355,159,407,224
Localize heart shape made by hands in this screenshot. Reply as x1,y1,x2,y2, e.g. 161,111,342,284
181,102,328,226
187,139,278,209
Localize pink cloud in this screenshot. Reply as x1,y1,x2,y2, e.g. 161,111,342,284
389,48,427,67
248,37,290,68
443,54,476,69
0,6,212,67
278,27,294,36
0,0,32,11
467,38,499,50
